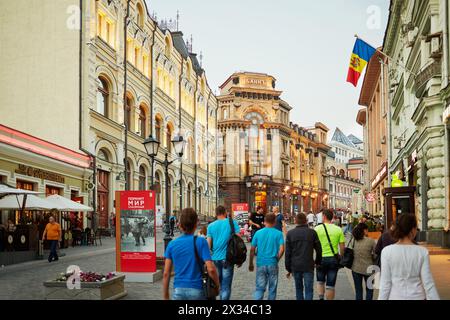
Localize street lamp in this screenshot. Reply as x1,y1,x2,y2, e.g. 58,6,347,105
143,135,160,186
143,134,186,250
246,178,252,211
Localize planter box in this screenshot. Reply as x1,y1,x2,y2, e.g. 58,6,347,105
44,275,127,300
368,232,381,240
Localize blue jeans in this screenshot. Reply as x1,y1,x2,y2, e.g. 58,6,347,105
293,272,314,300
254,265,279,300
316,257,339,289
48,240,58,262
214,260,234,300
172,287,206,300
352,271,373,300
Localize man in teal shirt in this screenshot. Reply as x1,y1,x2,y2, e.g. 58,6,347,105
249,213,285,300
207,206,240,300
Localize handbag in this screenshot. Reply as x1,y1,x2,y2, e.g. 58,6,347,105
341,236,355,269
193,236,219,300
322,224,343,269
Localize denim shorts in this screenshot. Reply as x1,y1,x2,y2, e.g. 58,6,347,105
316,256,340,289
172,287,206,300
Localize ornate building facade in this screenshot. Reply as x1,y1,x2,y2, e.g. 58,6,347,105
217,72,330,214
383,0,449,246
0,0,218,230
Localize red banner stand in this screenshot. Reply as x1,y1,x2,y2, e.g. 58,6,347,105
115,190,162,283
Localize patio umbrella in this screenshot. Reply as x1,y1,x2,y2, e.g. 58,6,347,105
45,194,93,212
0,184,42,197
0,194,57,210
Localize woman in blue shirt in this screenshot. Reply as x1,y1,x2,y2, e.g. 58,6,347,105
163,208,220,300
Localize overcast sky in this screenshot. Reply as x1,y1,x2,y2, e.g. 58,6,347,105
147,0,389,140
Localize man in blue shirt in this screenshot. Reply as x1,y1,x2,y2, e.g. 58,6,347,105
249,213,285,300
207,205,240,300
163,208,219,300
273,206,287,235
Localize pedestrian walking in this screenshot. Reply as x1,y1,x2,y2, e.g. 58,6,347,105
314,209,345,300
374,224,396,267
197,225,207,239
306,211,315,228
285,213,322,300
316,209,324,225
163,208,220,300
248,206,265,240
169,213,177,237
249,213,285,300
272,206,287,235
207,206,241,300
378,214,439,300
343,212,353,234
42,216,61,263
350,223,376,300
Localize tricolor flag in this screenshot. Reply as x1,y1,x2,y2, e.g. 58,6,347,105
346,38,377,87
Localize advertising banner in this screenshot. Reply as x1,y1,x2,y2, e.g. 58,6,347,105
115,191,156,273
232,203,249,220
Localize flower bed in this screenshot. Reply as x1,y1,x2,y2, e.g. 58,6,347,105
44,271,127,300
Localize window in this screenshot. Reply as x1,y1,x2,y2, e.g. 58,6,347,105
136,3,144,28
155,115,162,143
223,107,228,119
155,172,161,205
135,46,141,68
106,20,114,48
97,13,103,37
166,124,173,152
165,36,171,57
97,77,109,117
139,106,146,138
138,165,146,190
125,97,132,130
143,55,149,77
98,149,109,162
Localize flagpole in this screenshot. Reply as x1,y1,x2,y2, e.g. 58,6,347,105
354,34,417,76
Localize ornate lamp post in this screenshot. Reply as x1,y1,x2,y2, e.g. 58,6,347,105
143,133,186,250
246,178,252,211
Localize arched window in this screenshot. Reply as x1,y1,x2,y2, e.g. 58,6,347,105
97,77,109,117
136,3,144,28
155,172,161,206
138,165,146,190
165,36,172,57
139,106,146,138
166,124,173,152
98,149,109,162
125,96,133,130
187,184,192,207
155,115,162,143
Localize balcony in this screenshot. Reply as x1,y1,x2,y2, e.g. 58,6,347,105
414,60,441,98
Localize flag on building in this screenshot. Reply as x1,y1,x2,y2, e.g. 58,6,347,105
346,38,377,87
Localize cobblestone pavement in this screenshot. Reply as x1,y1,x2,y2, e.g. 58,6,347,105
0,225,358,300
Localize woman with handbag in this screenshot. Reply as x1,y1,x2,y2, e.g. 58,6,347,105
163,208,220,300
350,223,376,300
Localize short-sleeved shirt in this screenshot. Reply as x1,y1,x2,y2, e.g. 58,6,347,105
274,214,284,232
44,223,61,240
207,218,240,261
250,213,265,230
164,234,211,290
314,223,345,257
251,227,285,267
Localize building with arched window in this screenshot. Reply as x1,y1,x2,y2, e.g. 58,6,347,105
217,72,330,214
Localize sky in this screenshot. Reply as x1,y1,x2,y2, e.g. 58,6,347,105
146,0,390,140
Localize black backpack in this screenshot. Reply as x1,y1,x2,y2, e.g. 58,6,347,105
226,217,247,266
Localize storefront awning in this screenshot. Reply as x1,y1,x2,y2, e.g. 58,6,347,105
45,194,93,212
0,194,55,210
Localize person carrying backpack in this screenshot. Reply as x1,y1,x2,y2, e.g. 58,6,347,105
207,206,242,300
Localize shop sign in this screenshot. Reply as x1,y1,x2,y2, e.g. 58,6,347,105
371,163,387,188
15,165,65,184
232,203,249,220
365,192,376,202
247,78,265,86
115,190,156,274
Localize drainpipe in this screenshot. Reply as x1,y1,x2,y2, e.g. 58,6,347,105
178,59,184,212
149,22,157,185
78,0,97,229
194,79,198,211
123,0,131,191
215,106,218,208
206,91,211,217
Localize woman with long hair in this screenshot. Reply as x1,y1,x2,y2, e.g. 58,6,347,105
350,223,376,300
378,214,439,300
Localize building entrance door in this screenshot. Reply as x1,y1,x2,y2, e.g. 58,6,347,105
97,170,109,229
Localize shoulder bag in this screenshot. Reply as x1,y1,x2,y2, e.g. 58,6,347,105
340,236,355,269
322,224,343,269
193,236,219,300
